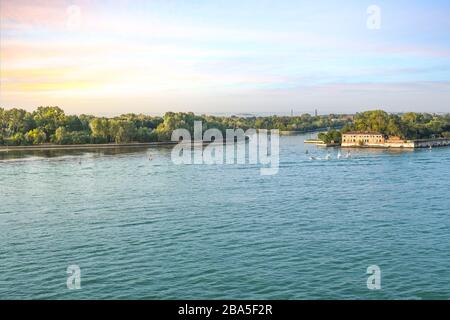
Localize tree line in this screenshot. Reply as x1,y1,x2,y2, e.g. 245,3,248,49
318,110,450,143
0,106,349,146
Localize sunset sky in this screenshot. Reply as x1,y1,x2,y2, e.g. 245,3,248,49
1,0,450,115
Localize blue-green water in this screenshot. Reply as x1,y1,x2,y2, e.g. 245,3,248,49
1,134,450,299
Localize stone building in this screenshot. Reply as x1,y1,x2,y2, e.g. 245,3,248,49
341,132,385,147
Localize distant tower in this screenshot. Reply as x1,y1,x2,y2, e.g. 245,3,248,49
315,109,318,117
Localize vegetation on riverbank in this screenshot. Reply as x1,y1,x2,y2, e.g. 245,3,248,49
318,110,450,143
0,106,349,146
318,129,342,144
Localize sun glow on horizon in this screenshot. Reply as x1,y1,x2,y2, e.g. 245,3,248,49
1,0,450,115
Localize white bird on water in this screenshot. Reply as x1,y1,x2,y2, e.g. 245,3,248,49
337,151,342,159
325,152,331,160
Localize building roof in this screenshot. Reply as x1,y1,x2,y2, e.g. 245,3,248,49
342,131,383,135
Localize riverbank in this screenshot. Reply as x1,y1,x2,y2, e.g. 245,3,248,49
0,141,178,152
304,139,339,147
306,137,450,149
341,138,450,149
0,129,330,152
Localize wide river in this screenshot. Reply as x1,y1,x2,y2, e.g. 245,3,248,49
1,134,449,299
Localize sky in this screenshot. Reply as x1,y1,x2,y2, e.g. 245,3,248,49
1,0,450,116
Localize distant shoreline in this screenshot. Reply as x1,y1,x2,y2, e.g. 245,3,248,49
0,130,323,152
0,141,178,152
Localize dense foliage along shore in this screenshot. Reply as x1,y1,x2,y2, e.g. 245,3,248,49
1,107,449,147
318,110,450,144
0,106,349,146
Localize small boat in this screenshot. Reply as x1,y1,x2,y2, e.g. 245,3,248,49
309,156,317,160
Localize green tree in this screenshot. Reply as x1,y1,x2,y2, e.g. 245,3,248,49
70,131,91,144
136,127,157,142
66,115,85,132
53,127,72,144
26,128,47,145
110,120,136,143
318,129,341,144
89,118,110,143
353,110,390,134
10,133,28,146
32,106,66,138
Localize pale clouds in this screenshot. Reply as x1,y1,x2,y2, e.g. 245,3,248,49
1,0,450,114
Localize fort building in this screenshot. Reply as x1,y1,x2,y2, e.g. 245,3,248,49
341,132,386,147
341,132,450,148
